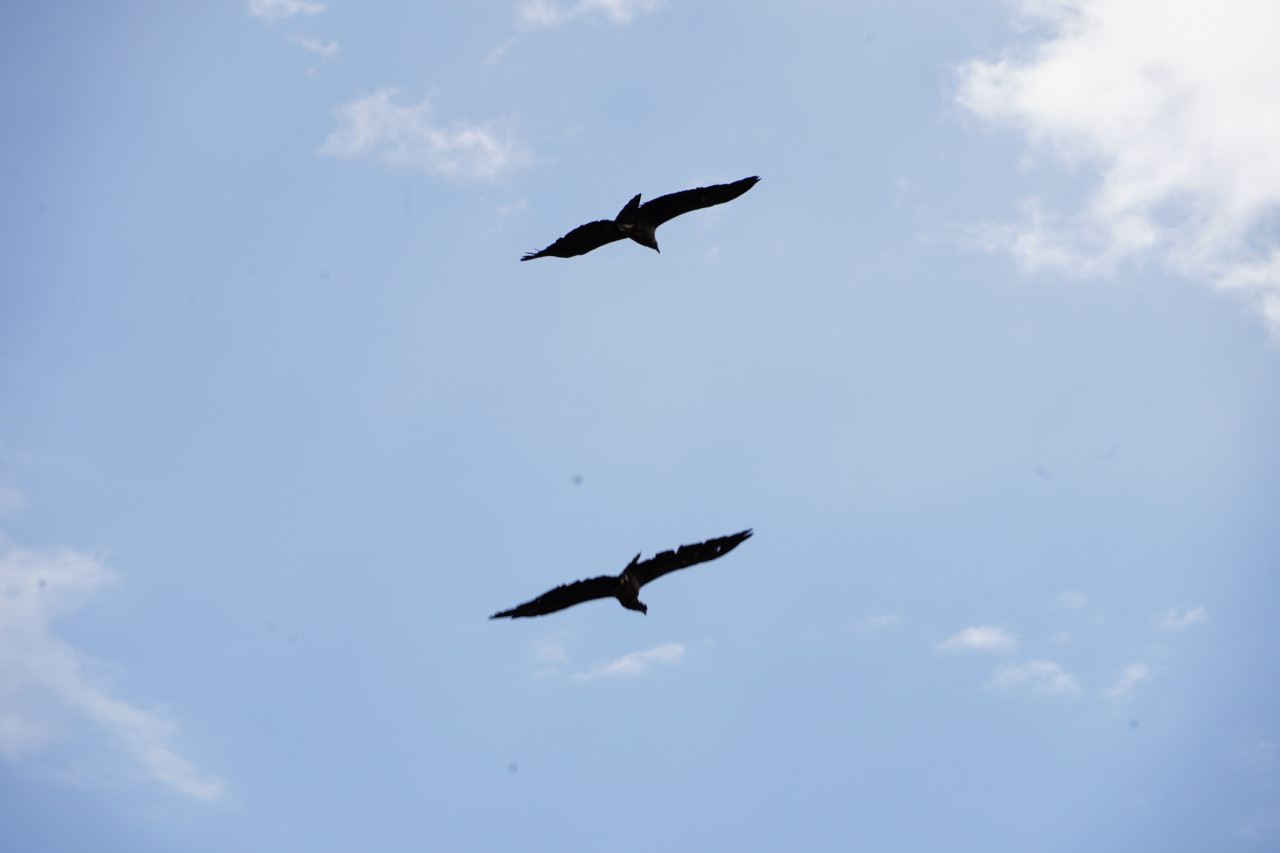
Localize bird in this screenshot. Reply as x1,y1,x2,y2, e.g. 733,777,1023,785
520,176,760,260
489,529,753,619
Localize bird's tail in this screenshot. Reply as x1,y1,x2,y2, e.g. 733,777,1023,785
615,193,642,221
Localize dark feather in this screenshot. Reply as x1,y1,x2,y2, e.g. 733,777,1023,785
520,220,625,261
631,529,754,588
489,575,617,619
637,177,760,227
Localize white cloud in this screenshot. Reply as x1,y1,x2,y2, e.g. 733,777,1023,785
248,0,324,22
1159,605,1207,630
320,89,527,181
0,539,224,801
518,0,663,28
992,660,1080,695
1053,591,1086,609
956,0,1280,335
1104,663,1150,697
489,0,663,63
934,626,1016,652
290,34,340,56
574,643,683,680
0,485,24,515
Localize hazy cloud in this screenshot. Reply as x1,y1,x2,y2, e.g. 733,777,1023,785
518,0,663,28
248,0,324,22
956,0,1280,335
574,643,683,680
935,626,1016,652
320,89,527,181
1237,802,1280,842
535,643,566,663
852,614,901,633
1159,605,1207,630
0,486,24,515
1234,737,1277,770
1053,591,1086,609
1104,663,1150,697
290,34,340,56
0,539,224,801
992,660,1080,695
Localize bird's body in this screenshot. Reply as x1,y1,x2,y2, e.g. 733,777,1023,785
489,529,753,619
521,177,759,261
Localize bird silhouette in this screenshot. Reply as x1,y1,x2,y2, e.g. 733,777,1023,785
521,177,759,260
490,529,753,618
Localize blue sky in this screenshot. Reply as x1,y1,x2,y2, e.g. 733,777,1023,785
2,1,1279,850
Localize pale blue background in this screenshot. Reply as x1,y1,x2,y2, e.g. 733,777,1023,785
2,2,1278,851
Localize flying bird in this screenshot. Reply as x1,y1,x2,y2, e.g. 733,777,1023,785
520,176,760,261
489,529,753,619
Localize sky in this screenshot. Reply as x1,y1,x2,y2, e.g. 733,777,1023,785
2,1,1279,850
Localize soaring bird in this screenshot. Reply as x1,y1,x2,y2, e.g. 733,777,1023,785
520,176,760,261
489,529,753,619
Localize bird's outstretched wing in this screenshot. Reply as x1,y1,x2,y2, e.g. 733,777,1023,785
631,529,753,588
489,575,617,619
521,220,626,261
637,177,760,227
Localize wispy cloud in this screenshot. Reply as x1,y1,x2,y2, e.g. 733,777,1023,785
1237,802,1280,842
1233,737,1277,770
490,0,663,63
535,643,566,663
248,0,324,22
1159,605,1207,630
517,0,663,29
1104,663,1150,697
290,34,340,56
955,0,1280,335
991,660,1080,695
0,485,24,515
852,614,900,633
0,539,224,801
1053,591,1086,609
934,626,1016,653
320,89,527,181
574,643,683,680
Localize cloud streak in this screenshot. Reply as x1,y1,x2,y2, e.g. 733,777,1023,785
1053,591,1086,610
248,0,324,22
991,660,1080,695
1104,663,1150,697
0,539,224,801
1159,605,1207,630
290,34,340,56
574,643,684,680
0,485,24,515
934,626,1016,652
320,89,527,181
517,0,663,28
956,0,1280,335
852,614,900,633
